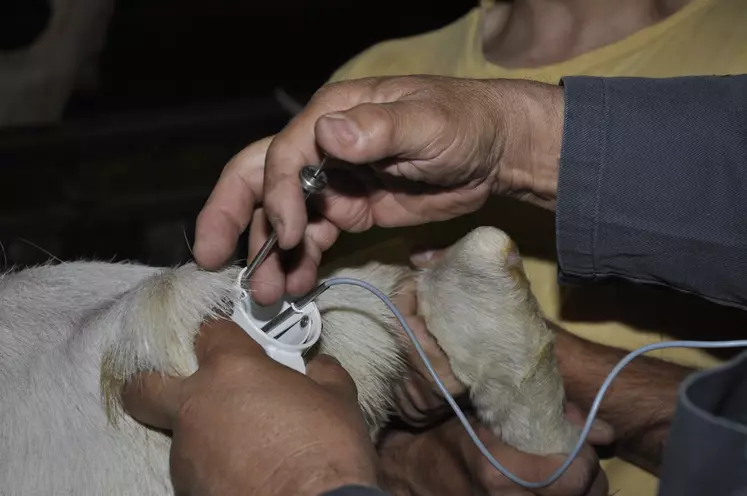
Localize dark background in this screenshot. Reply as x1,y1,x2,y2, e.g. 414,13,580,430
4,0,745,369
0,0,473,267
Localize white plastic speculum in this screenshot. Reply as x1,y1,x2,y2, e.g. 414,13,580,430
230,267,322,374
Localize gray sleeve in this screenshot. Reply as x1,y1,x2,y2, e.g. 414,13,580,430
658,350,747,496
321,485,390,496
556,75,747,310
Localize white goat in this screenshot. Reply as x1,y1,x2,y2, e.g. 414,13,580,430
0,226,576,494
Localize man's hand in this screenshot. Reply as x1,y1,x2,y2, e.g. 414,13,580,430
121,319,379,496
385,261,467,426
379,411,610,496
552,323,693,474
194,75,564,305
393,313,466,426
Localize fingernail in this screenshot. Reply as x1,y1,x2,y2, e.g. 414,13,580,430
411,250,435,266
191,238,202,257
418,250,435,261
319,354,341,365
590,420,613,438
270,217,285,242
322,113,359,146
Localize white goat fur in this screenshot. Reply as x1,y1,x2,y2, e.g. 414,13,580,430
0,226,577,494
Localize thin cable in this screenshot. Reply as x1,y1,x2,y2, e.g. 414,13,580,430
323,277,747,489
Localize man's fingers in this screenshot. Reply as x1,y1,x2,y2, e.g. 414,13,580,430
261,79,373,250
248,208,286,305
454,422,601,496
247,207,340,304
284,219,339,297
306,354,358,401
404,316,442,358
585,418,615,446
405,316,447,377
395,375,451,426
400,315,467,396
314,100,450,167
121,372,185,431
263,130,320,251
194,136,272,270
264,97,452,248
564,402,615,446
586,469,610,496
409,248,446,268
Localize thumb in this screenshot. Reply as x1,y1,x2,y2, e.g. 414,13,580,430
315,100,452,166
121,372,185,430
306,354,359,401
410,248,446,268
194,135,272,270
195,318,267,365
564,402,615,446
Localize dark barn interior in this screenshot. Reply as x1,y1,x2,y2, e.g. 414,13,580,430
0,0,472,267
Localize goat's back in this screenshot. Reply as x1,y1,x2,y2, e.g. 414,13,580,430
0,262,173,495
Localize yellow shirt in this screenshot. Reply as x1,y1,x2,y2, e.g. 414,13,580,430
325,0,747,494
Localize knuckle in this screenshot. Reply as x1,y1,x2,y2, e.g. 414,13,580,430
309,82,338,105
264,141,294,177
194,206,213,230
312,357,358,393
373,75,419,100
478,459,508,491
206,353,255,380
311,356,350,380
305,355,335,376
174,393,205,433
305,221,337,252
309,81,359,112
226,148,261,175
175,393,196,419
301,232,323,262
332,78,379,98
559,460,595,495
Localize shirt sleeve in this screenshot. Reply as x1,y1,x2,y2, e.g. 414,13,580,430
658,349,747,496
556,75,747,310
320,485,391,496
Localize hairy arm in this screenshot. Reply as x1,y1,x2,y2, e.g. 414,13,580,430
551,323,694,474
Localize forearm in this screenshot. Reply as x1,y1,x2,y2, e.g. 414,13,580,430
552,324,694,474
555,75,747,310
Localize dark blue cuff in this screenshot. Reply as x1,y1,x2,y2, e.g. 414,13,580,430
555,76,607,286
555,75,747,310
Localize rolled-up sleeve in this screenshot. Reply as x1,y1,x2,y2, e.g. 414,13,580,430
556,75,747,310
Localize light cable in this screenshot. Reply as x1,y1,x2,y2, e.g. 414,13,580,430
322,277,747,489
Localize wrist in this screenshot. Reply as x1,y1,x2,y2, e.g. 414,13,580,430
263,448,380,496
490,80,564,209
546,321,586,389
274,469,379,496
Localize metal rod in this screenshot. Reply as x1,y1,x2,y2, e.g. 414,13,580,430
261,281,331,334
243,230,278,284
241,158,330,290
